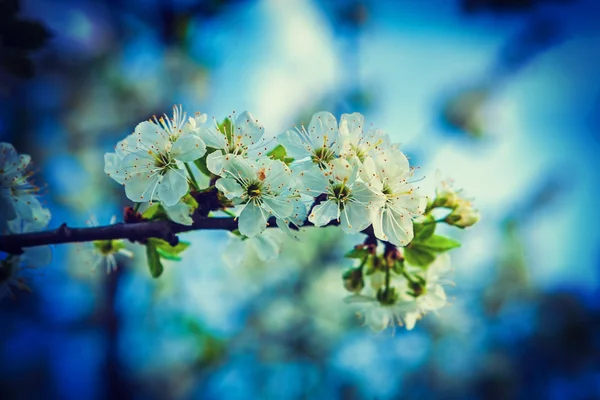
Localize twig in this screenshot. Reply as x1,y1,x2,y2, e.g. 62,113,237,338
0,215,377,254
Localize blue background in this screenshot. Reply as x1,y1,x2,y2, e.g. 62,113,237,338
1,0,600,398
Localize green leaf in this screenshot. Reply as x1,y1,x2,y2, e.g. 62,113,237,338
149,238,190,255
266,144,294,164
194,147,217,177
418,235,461,252
218,118,233,143
404,246,436,267
145,241,164,278
413,220,436,241
344,246,369,259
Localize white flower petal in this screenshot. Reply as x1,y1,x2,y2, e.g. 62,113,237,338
134,121,170,150
340,112,364,137
22,245,53,266
298,167,328,196
238,202,267,237
235,111,264,149
308,111,338,150
104,153,126,184
278,130,311,159
308,200,339,227
340,202,371,234
215,177,244,199
366,307,391,332
124,172,160,203
157,169,189,206
172,134,206,162
262,196,293,219
199,126,227,149
163,201,193,225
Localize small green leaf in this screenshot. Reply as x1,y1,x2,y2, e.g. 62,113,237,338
266,144,294,164
413,220,436,241
149,238,190,256
419,235,461,252
404,246,436,267
145,241,164,278
344,246,369,259
156,248,182,261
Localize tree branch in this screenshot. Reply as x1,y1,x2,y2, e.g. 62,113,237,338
0,214,376,255
0,217,239,254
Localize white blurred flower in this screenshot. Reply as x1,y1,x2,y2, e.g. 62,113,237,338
403,253,454,328
86,215,133,273
1,213,52,302
222,229,285,268
0,143,48,226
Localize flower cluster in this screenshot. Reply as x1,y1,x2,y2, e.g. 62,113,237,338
103,106,479,331
344,241,453,332
105,108,426,243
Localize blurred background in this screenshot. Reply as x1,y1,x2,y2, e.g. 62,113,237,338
1,0,600,398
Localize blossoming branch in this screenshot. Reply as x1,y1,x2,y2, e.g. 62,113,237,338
0,106,480,331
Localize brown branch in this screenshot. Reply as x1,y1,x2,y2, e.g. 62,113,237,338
0,217,239,254
0,213,376,255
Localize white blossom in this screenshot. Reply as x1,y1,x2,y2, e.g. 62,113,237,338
85,216,134,273
0,143,48,226
104,105,207,206
369,148,425,246
201,111,266,176
278,111,341,169
338,112,391,162
216,157,294,237
299,158,384,234
1,212,52,302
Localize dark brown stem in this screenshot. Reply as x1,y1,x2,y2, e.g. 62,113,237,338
0,215,377,254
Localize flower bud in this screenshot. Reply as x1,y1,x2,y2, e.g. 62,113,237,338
445,199,480,228
343,268,364,294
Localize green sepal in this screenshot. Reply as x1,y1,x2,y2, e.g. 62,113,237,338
413,219,436,241
404,246,436,267
182,193,199,212
417,235,461,252
141,203,169,221
392,259,404,275
142,203,160,219
266,144,294,165
344,246,369,260
145,240,164,278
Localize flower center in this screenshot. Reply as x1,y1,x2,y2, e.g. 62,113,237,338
0,257,17,283
152,152,174,175
246,181,262,199
311,147,335,167
329,183,351,208
352,144,366,163
93,240,116,256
